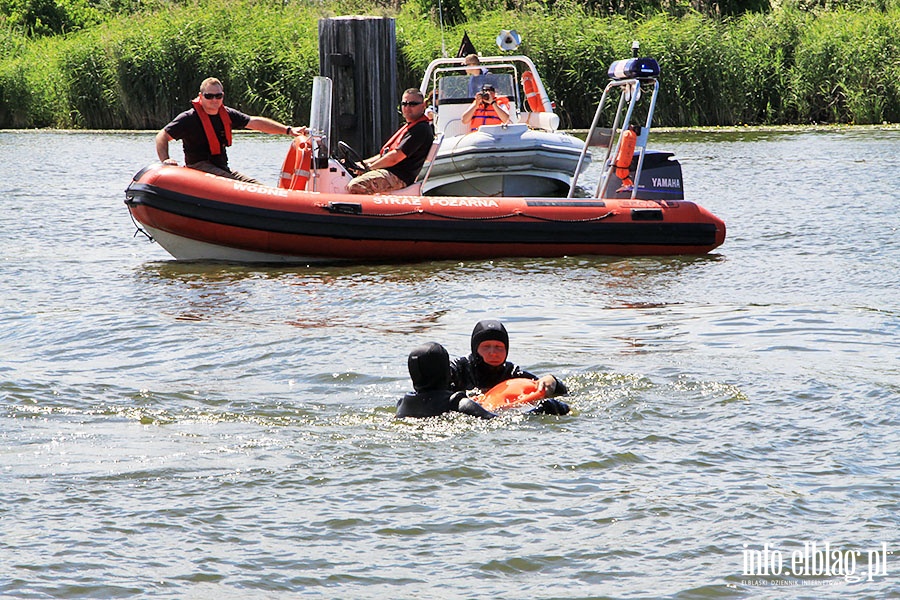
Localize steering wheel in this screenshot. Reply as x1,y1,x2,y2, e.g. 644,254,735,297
336,141,370,177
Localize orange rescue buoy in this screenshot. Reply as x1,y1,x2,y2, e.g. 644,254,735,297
521,71,544,113
476,378,547,411
278,135,312,190
614,128,637,187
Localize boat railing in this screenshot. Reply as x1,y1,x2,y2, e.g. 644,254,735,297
568,67,660,200
421,58,547,113
414,133,446,188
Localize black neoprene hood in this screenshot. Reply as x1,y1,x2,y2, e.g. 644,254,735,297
470,320,509,354
408,342,451,392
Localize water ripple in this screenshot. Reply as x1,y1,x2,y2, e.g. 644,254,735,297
1,130,897,599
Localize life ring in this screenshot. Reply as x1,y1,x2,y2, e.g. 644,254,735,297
521,71,544,113
476,378,547,411
278,135,312,190
614,128,637,186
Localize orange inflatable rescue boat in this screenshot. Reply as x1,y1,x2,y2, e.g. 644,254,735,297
475,378,547,411
124,51,726,263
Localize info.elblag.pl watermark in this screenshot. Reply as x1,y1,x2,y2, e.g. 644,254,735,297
741,541,892,585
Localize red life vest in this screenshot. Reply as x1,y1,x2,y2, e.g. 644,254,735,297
469,96,510,131
380,114,431,155
191,96,232,156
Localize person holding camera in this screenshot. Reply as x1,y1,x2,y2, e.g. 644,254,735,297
461,83,511,132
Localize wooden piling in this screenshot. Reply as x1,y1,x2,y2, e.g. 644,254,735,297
318,16,398,158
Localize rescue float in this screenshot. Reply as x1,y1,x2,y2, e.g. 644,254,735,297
476,378,547,411
125,49,726,263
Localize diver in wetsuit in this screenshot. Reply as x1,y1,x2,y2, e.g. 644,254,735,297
450,320,570,416
396,342,496,419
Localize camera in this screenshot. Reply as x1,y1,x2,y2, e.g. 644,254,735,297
480,92,491,101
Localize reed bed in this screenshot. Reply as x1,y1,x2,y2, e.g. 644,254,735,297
1,0,899,128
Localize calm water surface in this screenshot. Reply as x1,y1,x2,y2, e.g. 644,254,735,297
1,129,898,599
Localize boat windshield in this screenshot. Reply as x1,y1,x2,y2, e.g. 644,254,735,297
421,57,553,136
433,69,519,107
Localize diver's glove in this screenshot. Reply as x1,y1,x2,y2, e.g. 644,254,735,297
529,398,570,415
454,393,497,420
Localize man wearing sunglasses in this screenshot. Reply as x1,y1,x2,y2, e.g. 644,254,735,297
347,88,434,194
156,77,306,183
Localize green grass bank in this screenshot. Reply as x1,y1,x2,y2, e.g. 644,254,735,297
2,0,900,129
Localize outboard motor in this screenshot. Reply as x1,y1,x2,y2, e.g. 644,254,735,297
605,149,684,201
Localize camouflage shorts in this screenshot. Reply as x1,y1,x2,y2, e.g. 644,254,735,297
346,169,406,194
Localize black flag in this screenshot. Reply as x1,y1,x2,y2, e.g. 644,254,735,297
456,32,477,58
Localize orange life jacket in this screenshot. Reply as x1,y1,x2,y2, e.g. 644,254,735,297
468,96,510,131
191,97,232,156
615,127,637,187
380,114,431,155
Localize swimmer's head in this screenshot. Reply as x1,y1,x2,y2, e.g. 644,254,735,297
408,342,451,392
470,319,509,356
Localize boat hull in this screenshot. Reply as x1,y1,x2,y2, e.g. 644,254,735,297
125,165,725,263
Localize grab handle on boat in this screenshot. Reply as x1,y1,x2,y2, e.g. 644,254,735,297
326,202,363,215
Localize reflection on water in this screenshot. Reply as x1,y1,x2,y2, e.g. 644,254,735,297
136,252,725,284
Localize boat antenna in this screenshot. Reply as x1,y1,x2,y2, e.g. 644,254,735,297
632,40,640,58
437,0,447,57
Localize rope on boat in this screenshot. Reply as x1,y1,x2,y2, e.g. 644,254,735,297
516,211,617,223
323,200,616,222
125,197,155,243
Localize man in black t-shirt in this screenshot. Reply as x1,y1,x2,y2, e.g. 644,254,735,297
156,77,306,183
347,88,435,194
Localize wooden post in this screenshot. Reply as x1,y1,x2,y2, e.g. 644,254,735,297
318,16,398,158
